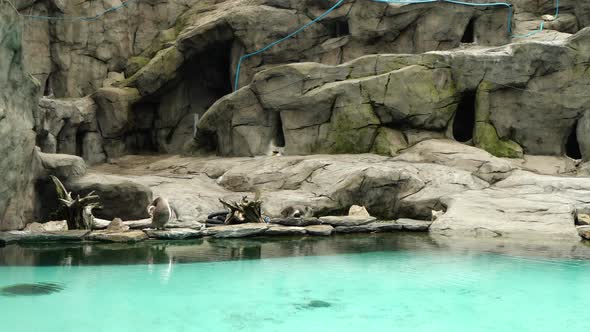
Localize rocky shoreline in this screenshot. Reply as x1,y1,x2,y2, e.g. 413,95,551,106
2,1,590,245
0,217,431,245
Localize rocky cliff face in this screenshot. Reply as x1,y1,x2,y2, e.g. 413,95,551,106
0,2,40,230
4,0,590,237
14,0,590,163
200,29,590,159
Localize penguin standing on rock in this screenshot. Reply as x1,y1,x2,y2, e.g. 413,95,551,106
147,197,178,230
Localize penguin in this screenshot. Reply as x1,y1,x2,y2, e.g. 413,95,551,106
147,197,179,230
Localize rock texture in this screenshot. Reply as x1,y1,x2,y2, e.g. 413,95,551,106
0,3,40,230
578,226,590,240
431,170,589,239
4,0,590,242
65,174,153,221
199,28,590,160
208,223,269,238
15,0,581,162
87,230,148,243
144,228,205,240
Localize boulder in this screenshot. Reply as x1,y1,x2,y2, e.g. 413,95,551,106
319,216,377,227
106,218,129,232
24,220,68,232
577,213,590,226
38,152,87,179
393,139,514,183
334,221,403,233
208,223,269,238
431,171,584,239
265,225,307,236
305,225,334,236
65,174,152,221
396,219,433,231
87,230,148,243
0,230,90,244
143,228,205,240
577,226,590,240
269,218,321,227
348,205,371,218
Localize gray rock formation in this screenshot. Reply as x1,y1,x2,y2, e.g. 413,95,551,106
0,230,90,244
199,28,590,160
3,0,590,242
0,3,40,230
10,0,590,164
430,170,588,239
578,226,590,240
65,174,153,221
87,230,148,243
208,223,269,238
265,225,307,236
305,225,334,236
144,228,205,240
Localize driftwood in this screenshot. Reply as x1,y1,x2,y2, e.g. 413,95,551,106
219,195,263,224
50,176,101,230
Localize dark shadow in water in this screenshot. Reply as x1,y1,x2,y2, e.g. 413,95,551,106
0,282,64,297
1,233,589,266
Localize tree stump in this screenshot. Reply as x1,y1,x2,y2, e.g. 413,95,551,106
219,195,263,224
50,176,100,230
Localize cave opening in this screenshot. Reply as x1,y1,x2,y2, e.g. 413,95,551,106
325,19,350,38
461,18,476,43
453,91,476,143
566,124,582,159
273,112,286,149
75,130,85,157
185,41,233,99
143,42,233,154
128,102,158,154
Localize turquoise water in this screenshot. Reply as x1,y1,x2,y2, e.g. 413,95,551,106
1,241,590,332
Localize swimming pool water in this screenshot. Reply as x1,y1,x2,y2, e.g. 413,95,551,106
1,241,589,332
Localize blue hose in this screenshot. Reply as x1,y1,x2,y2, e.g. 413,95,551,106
233,0,346,91
233,0,515,91
513,0,559,38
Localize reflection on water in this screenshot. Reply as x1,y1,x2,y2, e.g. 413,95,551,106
1,233,589,266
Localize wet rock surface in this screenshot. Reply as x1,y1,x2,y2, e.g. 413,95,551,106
305,225,334,236
320,216,377,227
208,223,270,238
0,230,90,244
87,230,148,243
265,225,307,236
144,228,205,240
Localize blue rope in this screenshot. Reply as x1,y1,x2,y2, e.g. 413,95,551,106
20,0,137,21
233,0,346,91
233,0,515,91
370,0,513,33
512,0,559,38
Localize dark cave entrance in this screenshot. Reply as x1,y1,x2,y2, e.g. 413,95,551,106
128,102,158,154
566,124,582,159
273,112,286,149
186,42,233,98
324,19,350,38
75,130,85,157
128,41,233,154
453,91,476,143
461,18,476,43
